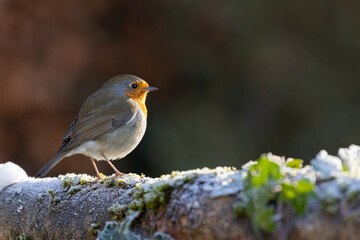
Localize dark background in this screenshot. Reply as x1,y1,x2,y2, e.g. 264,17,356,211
1,1,360,177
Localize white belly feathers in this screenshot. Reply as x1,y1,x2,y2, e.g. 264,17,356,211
68,104,147,161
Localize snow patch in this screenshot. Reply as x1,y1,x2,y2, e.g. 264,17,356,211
0,162,28,192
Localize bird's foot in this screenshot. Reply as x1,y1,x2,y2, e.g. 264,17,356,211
115,170,125,177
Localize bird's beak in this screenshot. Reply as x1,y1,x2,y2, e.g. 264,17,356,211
144,86,158,92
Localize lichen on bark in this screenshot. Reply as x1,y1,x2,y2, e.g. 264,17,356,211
1,145,360,239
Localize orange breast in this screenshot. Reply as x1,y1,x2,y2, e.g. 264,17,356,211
136,100,147,118
125,91,148,118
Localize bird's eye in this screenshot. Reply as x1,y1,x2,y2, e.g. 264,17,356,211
131,83,138,89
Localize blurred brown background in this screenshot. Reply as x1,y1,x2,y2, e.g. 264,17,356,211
1,1,360,177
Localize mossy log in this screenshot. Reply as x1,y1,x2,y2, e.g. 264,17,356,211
0,168,248,240
1,146,360,240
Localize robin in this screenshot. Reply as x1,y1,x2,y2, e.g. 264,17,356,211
35,74,157,179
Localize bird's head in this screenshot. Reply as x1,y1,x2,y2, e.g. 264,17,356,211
103,74,158,117
104,74,157,102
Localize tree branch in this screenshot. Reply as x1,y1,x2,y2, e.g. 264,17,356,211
1,145,360,240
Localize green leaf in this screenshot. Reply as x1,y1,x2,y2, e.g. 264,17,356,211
255,207,276,232
236,156,283,232
97,212,141,240
296,178,314,193
248,157,282,188
235,154,316,232
285,159,303,169
280,179,315,214
281,183,297,199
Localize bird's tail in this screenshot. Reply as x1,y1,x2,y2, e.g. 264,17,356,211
35,151,68,177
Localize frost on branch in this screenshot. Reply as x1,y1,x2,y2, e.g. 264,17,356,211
1,145,360,240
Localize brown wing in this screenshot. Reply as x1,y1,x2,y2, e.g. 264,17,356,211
58,92,137,153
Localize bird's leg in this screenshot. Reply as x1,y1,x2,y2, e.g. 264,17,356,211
101,153,124,176
90,157,102,179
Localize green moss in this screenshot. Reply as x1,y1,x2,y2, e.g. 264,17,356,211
104,178,114,188
37,195,44,205
68,186,80,195
170,171,180,178
47,190,60,203
116,179,127,188
145,182,171,210
59,174,97,197
128,199,145,211
132,186,144,199
105,177,174,228
108,203,128,221
178,173,196,185
233,201,246,216
321,197,340,214
60,174,95,188
47,190,55,198
154,182,171,193
62,179,72,188
89,222,101,236
347,190,359,202
79,176,92,185
143,192,161,210
128,181,171,212
103,175,133,189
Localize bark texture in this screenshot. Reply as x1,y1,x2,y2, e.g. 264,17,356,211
0,167,360,240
